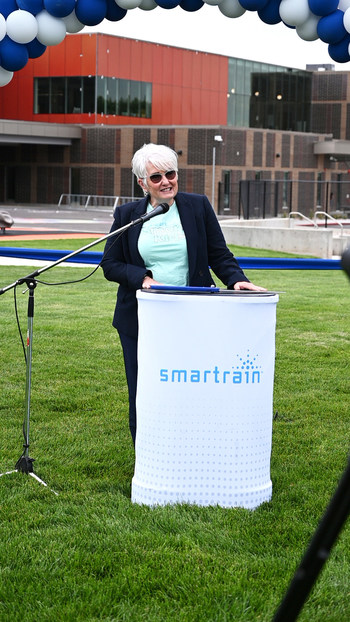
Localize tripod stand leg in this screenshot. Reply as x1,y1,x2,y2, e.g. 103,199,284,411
29,472,59,496
7,280,58,495
273,457,350,622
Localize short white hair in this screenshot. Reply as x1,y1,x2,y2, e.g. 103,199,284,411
132,143,178,180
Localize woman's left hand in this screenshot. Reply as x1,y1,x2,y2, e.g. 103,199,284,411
233,281,267,291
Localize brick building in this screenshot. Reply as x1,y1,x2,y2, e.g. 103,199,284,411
1,33,350,216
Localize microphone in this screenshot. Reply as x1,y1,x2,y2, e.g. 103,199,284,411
341,246,350,280
139,203,170,224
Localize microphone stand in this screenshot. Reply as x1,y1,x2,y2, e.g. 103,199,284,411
0,206,164,493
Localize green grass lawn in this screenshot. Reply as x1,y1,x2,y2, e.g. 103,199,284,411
0,241,349,622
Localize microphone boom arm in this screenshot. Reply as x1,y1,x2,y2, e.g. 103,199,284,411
0,203,168,295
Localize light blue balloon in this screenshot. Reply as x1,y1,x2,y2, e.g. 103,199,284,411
317,10,347,45
0,35,29,71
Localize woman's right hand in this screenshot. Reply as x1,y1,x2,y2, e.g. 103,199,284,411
142,276,162,289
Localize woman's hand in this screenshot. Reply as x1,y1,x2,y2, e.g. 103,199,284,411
142,276,162,289
233,281,267,292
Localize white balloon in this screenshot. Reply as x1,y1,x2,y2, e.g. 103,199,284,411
344,7,350,33
0,66,14,87
339,0,350,11
36,10,66,46
61,10,84,33
218,0,246,19
139,0,157,9
6,10,38,44
115,0,142,8
0,14,6,42
296,14,319,41
279,0,311,28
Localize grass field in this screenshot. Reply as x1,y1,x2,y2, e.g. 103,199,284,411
0,240,349,621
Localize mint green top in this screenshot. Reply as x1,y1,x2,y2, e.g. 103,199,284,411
138,201,189,286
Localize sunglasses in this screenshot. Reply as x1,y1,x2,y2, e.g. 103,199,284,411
147,170,177,184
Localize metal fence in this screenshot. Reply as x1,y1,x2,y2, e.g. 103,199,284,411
58,194,134,211
218,179,350,220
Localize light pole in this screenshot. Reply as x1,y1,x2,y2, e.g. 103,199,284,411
211,135,223,211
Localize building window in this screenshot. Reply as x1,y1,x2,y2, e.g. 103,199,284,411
227,58,311,132
34,76,152,118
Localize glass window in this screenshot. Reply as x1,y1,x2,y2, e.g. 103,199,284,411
97,76,106,114
33,76,151,119
142,82,152,118
118,79,129,116
130,80,140,117
106,77,117,114
227,58,311,131
67,77,82,113
51,78,65,114
34,77,49,114
82,77,95,113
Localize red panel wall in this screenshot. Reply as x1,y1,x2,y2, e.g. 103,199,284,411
0,33,228,126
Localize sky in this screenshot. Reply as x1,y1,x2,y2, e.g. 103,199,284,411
83,5,350,72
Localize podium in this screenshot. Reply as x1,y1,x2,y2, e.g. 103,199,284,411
132,288,279,510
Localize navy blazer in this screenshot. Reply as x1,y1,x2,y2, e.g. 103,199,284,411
101,192,249,338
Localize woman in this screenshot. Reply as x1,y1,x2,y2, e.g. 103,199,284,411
101,143,265,444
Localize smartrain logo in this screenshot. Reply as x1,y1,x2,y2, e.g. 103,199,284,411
159,351,263,385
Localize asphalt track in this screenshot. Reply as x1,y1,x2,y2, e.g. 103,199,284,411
0,205,114,240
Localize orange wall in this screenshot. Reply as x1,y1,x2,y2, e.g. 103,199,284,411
0,33,228,126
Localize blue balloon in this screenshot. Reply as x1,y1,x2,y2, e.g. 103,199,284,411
75,0,108,26
238,0,269,10
16,0,44,14
1,0,18,18
106,0,127,21
44,0,76,18
317,10,346,45
26,38,47,59
328,34,350,63
0,36,29,71
309,0,338,17
180,0,204,11
156,0,180,7
258,0,282,25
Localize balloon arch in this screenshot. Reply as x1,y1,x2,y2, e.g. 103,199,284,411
1,0,350,87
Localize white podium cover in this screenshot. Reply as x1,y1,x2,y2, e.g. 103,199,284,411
132,290,278,510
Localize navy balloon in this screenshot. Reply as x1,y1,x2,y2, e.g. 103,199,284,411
238,0,269,10
75,0,108,26
309,0,339,17
0,36,29,71
317,10,347,44
16,0,44,14
1,0,18,18
258,0,282,25
27,38,47,59
328,34,350,63
180,0,204,11
156,0,180,7
44,0,76,18
106,0,128,20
